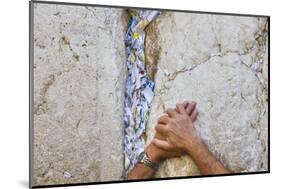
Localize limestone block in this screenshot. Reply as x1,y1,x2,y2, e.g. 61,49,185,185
145,12,268,177
32,3,127,186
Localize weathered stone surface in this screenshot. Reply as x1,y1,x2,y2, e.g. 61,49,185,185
32,2,268,185
32,3,127,186
145,12,268,177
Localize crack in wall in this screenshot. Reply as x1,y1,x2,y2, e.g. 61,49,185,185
159,17,269,89
157,44,267,99
145,14,162,80
123,10,161,174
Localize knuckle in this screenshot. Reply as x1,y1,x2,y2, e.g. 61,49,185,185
158,116,164,122
166,108,171,112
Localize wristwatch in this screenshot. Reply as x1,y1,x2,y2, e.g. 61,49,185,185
137,152,159,170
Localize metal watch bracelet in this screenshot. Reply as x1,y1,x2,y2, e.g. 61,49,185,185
138,152,159,170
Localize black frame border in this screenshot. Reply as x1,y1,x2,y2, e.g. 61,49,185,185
29,0,270,188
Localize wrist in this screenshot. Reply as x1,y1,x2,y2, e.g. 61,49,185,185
145,144,163,164
184,137,204,156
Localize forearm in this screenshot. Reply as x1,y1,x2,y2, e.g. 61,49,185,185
188,139,230,175
125,144,161,180
125,163,155,180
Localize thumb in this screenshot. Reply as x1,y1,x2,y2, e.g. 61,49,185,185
152,138,173,151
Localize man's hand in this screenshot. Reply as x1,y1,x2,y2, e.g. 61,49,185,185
152,101,201,154
126,100,229,180
146,101,199,162
145,132,183,163
152,101,229,175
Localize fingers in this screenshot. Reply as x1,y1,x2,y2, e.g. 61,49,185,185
154,132,165,140
175,101,188,113
183,100,189,109
155,124,168,136
185,101,197,115
190,109,199,121
161,101,198,122
157,115,170,124
152,138,173,151
175,100,197,119
176,103,186,114
166,108,178,118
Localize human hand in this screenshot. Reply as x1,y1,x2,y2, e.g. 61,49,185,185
152,101,201,155
145,132,183,163
146,101,199,162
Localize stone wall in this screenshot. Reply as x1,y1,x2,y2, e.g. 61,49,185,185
145,12,268,177
32,2,268,186
32,3,127,186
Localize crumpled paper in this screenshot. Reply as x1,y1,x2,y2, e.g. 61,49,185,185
123,10,160,175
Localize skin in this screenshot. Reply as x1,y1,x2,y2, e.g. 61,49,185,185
125,101,229,180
